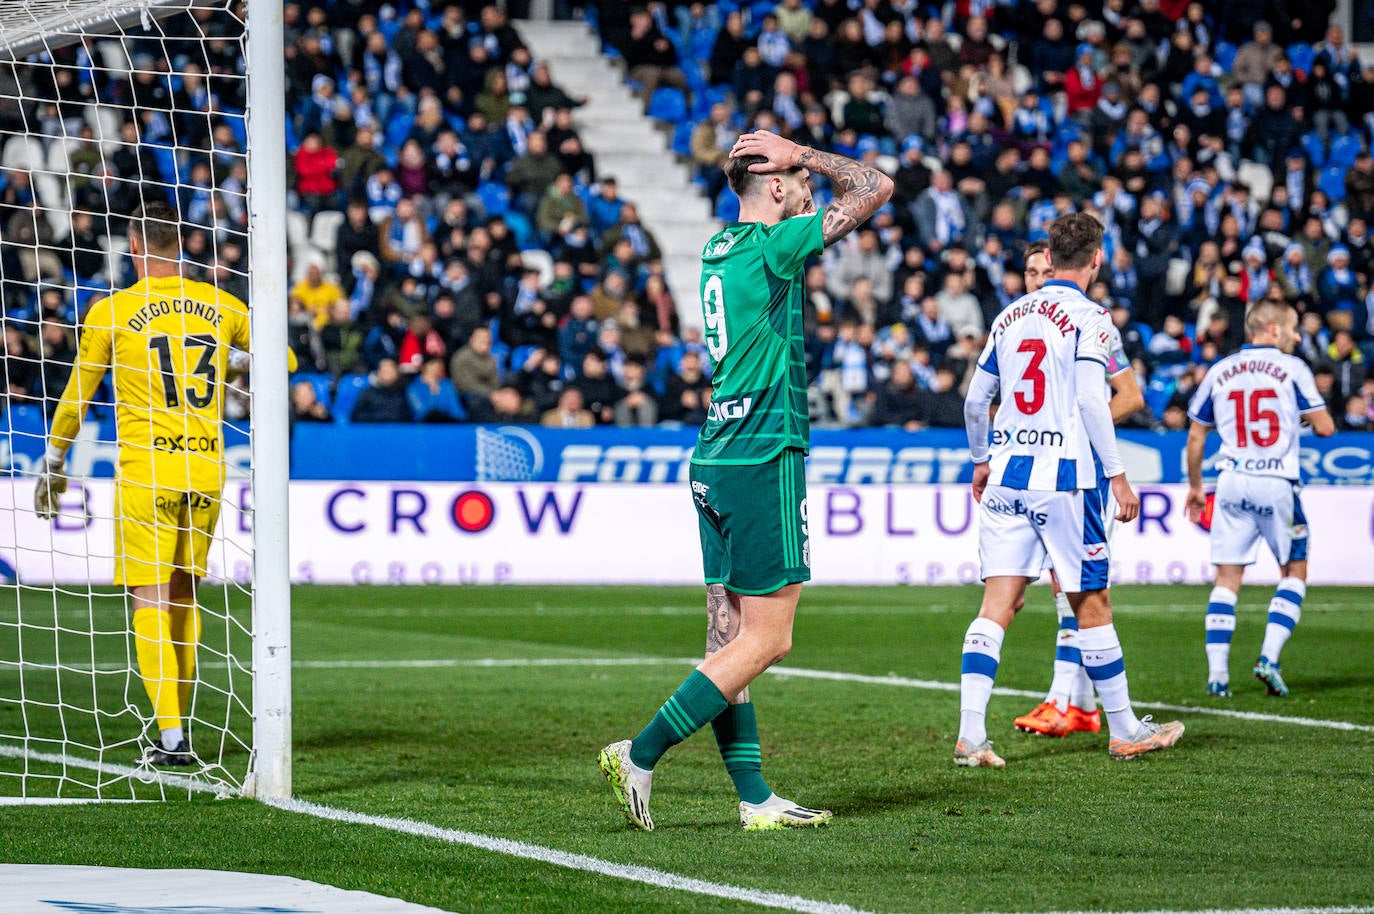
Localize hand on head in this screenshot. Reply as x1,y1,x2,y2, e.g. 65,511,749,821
730,130,802,174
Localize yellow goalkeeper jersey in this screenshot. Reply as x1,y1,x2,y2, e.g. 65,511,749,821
49,274,251,493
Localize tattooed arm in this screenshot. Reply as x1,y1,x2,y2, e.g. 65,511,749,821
796,146,894,246
729,130,894,247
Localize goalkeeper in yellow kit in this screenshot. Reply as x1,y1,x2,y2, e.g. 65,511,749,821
34,201,255,767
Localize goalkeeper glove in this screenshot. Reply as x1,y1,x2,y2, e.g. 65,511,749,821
33,456,68,521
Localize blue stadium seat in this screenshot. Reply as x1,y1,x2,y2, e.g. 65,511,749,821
477,181,510,217
490,342,511,380
647,87,688,124
1214,42,1237,72
1287,43,1314,74
284,114,299,154
691,85,729,121
385,112,415,150
74,284,107,313
671,120,694,157
221,108,247,150
509,345,540,374
715,189,740,221
1300,132,1326,169
293,372,334,411
332,374,370,424
5,305,35,325
151,145,181,185
1145,376,1175,416
505,211,535,247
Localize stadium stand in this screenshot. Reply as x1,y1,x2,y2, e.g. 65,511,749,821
2,1,1373,435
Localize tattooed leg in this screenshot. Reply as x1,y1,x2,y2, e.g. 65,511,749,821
705,584,772,804
705,584,749,704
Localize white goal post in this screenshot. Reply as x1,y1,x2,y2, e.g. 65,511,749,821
0,0,290,800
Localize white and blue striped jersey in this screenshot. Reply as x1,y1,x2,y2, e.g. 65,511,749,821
1187,344,1324,481
975,279,1116,491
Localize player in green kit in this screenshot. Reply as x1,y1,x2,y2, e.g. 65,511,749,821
599,130,892,830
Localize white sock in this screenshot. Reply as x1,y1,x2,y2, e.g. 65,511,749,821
1205,586,1239,684
1078,623,1140,740
160,726,184,751
959,617,1005,745
1070,666,1097,710
1045,591,1079,711
1260,577,1305,664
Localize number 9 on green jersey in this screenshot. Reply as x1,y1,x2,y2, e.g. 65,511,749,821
691,210,826,466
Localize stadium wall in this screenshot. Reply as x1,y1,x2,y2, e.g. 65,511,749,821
2,417,1373,486
3,480,1371,587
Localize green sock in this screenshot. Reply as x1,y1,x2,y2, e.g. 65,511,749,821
711,701,771,804
629,670,727,769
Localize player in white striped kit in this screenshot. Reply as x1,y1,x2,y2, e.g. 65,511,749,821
958,214,1184,766
1185,301,1334,698
1013,241,1146,739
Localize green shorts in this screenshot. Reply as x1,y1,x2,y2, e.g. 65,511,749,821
689,448,810,596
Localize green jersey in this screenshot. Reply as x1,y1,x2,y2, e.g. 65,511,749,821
691,209,825,465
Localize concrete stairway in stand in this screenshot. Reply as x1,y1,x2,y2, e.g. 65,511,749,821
515,18,717,329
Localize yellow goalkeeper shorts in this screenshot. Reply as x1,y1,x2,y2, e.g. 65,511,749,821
113,479,221,587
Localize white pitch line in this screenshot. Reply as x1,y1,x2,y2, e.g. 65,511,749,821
292,656,1374,735
4,743,1373,914
987,910,1374,914
0,742,873,914
0,656,702,674
267,796,877,914
5,654,1372,733
0,744,226,797
295,656,702,670
759,666,1374,733
0,796,150,805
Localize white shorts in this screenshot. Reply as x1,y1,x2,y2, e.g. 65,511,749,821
1041,477,1118,572
1210,472,1308,567
980,485,1110,594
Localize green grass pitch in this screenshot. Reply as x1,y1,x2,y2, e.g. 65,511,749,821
3,584,1374,913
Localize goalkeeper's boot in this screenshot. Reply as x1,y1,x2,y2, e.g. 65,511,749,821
1254,658,1289,697
953,738,1005,768
1108,716,1185,761
739,794,833,830
140,740,196,768
1013,701,1069,737
1207,680,1233,698
598,739,653,831
1065,704,1103,733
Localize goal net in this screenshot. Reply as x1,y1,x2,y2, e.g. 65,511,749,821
0,0,289,800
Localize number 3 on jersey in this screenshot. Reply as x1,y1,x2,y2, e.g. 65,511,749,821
1014,338,1047,414
149,334,218,409
703,274,728,361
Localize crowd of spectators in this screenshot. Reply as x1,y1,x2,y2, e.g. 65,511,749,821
599,0,1374,431
1,0,1373,435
